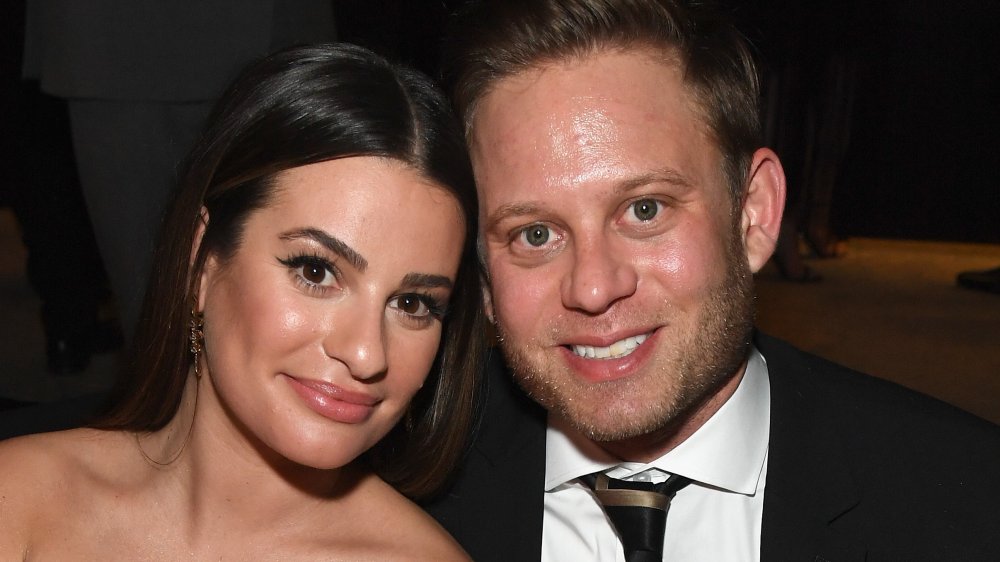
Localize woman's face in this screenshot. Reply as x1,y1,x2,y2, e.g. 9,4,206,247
197,156,466,470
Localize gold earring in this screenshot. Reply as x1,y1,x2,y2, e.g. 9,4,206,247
189,306,205,378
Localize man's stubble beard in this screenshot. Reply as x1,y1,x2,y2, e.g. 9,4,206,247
495,228,756,443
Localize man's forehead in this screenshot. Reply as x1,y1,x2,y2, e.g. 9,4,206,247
477,45,675,97
473,51,708,158
467,46,732,221
470,47,704,143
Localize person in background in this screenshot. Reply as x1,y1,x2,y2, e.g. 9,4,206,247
0,43,484,560
957,266,1000,295
2,0,120,375
422,1,1000,560
22,0,336,342
746,0,857,282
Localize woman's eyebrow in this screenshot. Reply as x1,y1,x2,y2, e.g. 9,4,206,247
279,228,368,272
401,272,454,290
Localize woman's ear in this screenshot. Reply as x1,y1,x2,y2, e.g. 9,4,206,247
192,207,211,311
739,148,786,273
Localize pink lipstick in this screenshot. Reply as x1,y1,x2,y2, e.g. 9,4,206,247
283,375,378,424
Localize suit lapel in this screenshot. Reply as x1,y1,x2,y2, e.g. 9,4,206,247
425,349,548,561
757,333,866,561
474,350,548,560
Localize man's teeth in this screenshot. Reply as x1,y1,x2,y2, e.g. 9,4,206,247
572,333,649,360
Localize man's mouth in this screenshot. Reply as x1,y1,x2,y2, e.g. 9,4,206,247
570,332,650,360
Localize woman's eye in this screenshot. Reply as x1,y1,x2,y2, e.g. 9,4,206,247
300,262,332,286
518,224,551,247
278,255,338,289
389,294,432,317
629,198,661,222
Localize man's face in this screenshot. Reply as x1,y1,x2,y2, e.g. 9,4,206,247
471,49,759,448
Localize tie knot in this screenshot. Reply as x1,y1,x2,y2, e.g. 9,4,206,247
581,471,693,561
583,472,693,506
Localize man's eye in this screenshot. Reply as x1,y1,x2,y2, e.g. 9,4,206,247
630,199,661,222
519,224,550,247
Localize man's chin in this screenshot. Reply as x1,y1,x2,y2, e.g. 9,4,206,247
556,394,688,443
511,368,686,442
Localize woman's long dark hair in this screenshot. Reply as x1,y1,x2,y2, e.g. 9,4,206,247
95,43,486,499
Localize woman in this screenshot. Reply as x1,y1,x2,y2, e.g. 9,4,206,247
0,44,485,559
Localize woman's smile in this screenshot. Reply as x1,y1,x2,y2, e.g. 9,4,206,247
281,374,381,424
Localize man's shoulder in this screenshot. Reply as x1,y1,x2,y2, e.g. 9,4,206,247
756,332,1000,559
421,350,547,562
431,348,547,483
755,331,999,441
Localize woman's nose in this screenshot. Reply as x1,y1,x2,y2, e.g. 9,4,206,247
322,303,388,380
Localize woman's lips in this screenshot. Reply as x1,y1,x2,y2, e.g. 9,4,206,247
283,375,379,424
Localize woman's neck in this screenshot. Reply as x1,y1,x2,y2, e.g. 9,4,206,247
135,373,362,536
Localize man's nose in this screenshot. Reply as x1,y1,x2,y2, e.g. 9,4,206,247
560,235,638,314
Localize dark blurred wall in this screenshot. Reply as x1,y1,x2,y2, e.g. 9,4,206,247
344,0,999,244
836,0,1000,243
730,0,999,244
335,0,457,78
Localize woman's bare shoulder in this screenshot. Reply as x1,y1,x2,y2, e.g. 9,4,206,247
0,427,131,472
374,490,469,561
0,430,88,554
326,474,469,562
0,429,134,545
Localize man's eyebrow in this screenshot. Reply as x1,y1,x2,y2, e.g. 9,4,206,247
401,272,454,291
279,228,367,272
485,168,695,231
486,202,543,231
616,167,695,193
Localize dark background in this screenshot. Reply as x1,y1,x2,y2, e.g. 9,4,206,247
5,1,999,244
833,1,999,243
340,0,1000,245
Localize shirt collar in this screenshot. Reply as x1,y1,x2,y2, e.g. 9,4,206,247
544,347,770,496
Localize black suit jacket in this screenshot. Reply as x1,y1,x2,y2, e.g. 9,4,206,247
424,333,1000,561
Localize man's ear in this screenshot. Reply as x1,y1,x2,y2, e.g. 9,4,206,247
740,148,786,273
192,207,211,311
482,280,502,345
482,278,495,324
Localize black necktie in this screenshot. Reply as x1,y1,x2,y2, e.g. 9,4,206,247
581,471,693,562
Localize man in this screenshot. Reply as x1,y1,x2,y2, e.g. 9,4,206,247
423,1,1000,560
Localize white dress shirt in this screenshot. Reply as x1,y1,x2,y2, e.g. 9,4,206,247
541,349,771,561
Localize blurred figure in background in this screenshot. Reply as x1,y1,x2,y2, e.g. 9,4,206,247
22,0,336,341
957,266,1000,294
738,0,857,281
2,0,120,375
